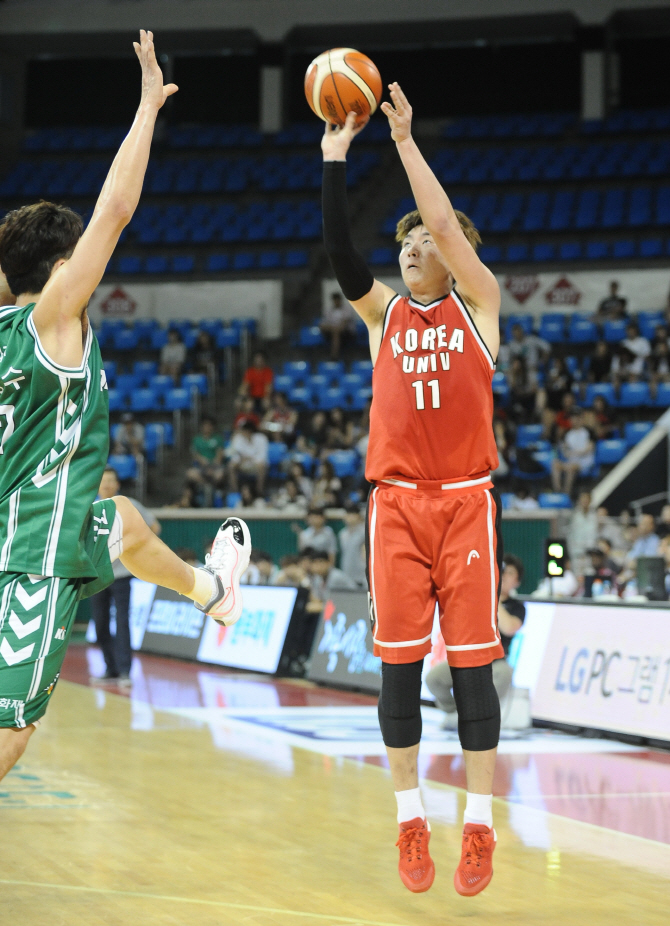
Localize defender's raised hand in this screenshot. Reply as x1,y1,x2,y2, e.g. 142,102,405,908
321,111,369,161
133,29,178,111
381,82,412,143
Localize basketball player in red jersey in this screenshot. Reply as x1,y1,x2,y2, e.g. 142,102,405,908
321,84,503,897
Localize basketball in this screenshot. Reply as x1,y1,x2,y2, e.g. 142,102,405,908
304,47,382,126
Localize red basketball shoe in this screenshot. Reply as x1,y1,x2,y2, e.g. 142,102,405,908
396,817,435,893
454,823,496,896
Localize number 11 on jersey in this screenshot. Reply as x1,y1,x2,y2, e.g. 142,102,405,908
412,380,440,410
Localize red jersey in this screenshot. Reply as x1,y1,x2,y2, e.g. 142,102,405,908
365,290,498,483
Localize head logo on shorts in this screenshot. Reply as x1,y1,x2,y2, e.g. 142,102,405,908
467,549,480,565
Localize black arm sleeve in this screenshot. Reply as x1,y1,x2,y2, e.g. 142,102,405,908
322,161,375,302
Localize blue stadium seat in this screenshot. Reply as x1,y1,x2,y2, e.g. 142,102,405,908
327,450,359,478
232,252,255,271
351,359,373,381
216,328,241,348
164,388,192,411
341,373,365,396
172,255,195,273
595,439,627,465
349,387,372,410
107,388,125,412
369,247,394,265
258,250,281,269
619,382,652,407
516,424,544,448
103,360,117,384
624,421,654,446
267,442,288,477
568,315,598,343
559,242,582,260
144,255,168,274
307,373,329,394
284,360,310,380
288,387,313,409
532,243,555,261
113,329,140,351
148,374,173,398
318,387,346,410
182,373,208,395
115,373,141,395
317,360,345,380
273,374,294,394
206,253,230,272
539,313,565,343
538,492,572,509
298,326,325,348
150,329,169,350
118,256,142,274
225,492,242,508
603,319,628,342
107,454,137,481
585,382,617,406
505,314,534,337
133,360,158,384
640,238,663,258
130,388,161,413
479,245,501,263
199,319,223,336
492,371,509,403
285,250,309,268
612,240,635,259
506,244,528,262
585,241,609,260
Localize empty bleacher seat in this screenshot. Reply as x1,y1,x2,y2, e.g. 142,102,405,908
595,439,627,465
585,241,609,260
113,329,140,351
145,255,168,274
133,360,158,383
318,360,345,380
538,492,572,509
640,238,663,258
285,250,309,268
216,328,241,348
568,315,598,343
655,382,670,407
115,373,141,395
585,382,617,406
603,319,628,342
182,373,208,395
258,250,281,269
619,382,651,407
319,387,346,410
327,450,359,478
206,253,230,272
273,374,294,394
351,360,373,381
288,387,313,409
612,239,635,259
349,387,372,410
267,442,288,477
559,242,581,260
150,329,169,349
369,247,394,265
107,388,125,412
624,421,654,446
539,313,565,343
516,424,545,448
164,388,192,411
532,243,555,261
107,454,137,481
341,373,365,396
118,256,142,274
148,374,173,397
298,326,325,348
130,388,161,413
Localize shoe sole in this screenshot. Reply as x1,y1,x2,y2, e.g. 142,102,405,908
208,519,252,626
453,866,493,897
399,860,435,893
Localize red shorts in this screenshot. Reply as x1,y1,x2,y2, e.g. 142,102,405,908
366,476,505,668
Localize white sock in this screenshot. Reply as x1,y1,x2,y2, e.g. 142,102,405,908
464,792,493,829
395,787,425,825
185,567,218,607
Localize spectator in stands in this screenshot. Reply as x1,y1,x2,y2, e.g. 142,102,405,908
508,323,550,370
610,344,642,386
495,330,510,374
238,483,267,509
238,350,274,411
508,356,538,422
649,340,670,393
338,503,367,588
491,419,510,481
112,412,145,457
320,291,356,360
305,410,329,453
242,549,277,585
568,491,598,574
536,357,573,419
273,554,309,589
191,330,215,376
272,477,308,514
426,555,526,727
622,321,651,369
228,419,269,496
656,504,670,539
584,547,620,597
168,485,196,509
305,549,358,604
186,416,225,504
233,396,261,430
241,549,262,585
311,459,342,508
551,408,595,497
623,512,660,567
508,487,539,510
652,323,669,352
298,508,337,565
595,510,625,562
325,407,355,450
287,460,313,502
532,556,578,597
595,280,627,321
90,467,160,685
160,328,187,382
583,394,617,440
554,391,577,439
174,547,202,568
261,392,298,444
588,340,612,383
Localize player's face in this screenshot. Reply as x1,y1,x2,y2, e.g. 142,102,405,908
399,226,451,290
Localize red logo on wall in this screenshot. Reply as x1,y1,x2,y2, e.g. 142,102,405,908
99,287,137,317
545,276,581,307
505,275,540,304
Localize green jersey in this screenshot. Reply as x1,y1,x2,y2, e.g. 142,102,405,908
0,303,109,578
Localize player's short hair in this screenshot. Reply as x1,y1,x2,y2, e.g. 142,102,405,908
502,553,524,582
0,201,83,297
395,209,481,252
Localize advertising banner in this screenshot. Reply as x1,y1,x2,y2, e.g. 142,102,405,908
532,603,670,743
197,586,298,673
88,280,283,338
140,586,207,660
308,591,382,692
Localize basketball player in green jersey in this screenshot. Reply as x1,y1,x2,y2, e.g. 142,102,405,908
0,31,251,781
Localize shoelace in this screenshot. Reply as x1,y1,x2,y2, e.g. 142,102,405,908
396,826,426,862
461,831,489,868
206,536,233,570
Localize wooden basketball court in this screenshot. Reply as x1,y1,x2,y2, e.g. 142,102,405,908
3,647,669,926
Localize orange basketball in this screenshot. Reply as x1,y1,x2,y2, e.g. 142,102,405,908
304,48,382,127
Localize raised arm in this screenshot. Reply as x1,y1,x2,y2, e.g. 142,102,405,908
33,30,177,365
321,114,396,361
381,83,500,322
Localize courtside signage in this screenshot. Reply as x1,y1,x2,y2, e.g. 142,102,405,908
308,591,382,691
197,586,298,673
532,604,670,742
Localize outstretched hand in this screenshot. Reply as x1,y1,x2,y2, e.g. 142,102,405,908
133,30,178,111
381,82,412,143
321,111,369,161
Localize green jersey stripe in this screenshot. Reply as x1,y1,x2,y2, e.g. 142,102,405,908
0,488,20,570
27,577,59,701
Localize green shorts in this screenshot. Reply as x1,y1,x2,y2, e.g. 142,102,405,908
0,499,117,728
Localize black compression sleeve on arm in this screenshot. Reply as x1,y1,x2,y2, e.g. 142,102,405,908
322,161,375,302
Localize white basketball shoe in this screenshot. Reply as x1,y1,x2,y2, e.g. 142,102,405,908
195,518,251,626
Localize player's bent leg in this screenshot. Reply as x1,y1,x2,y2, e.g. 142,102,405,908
378,660,435,894
451,663,500,897
112,497,251,626
0,724,36,783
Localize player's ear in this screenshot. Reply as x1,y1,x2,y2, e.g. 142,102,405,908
48,258,68,278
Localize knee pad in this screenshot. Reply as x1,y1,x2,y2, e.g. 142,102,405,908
377,660,423,749
451,664,500,752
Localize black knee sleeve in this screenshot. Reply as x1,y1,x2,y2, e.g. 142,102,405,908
378,660,423,748
451,664,501,752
